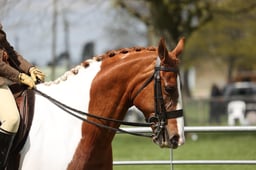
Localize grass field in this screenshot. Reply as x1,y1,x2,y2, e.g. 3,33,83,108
112,133,256,170
112,99,256,170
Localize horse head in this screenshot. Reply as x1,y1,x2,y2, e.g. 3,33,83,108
133,37,185,148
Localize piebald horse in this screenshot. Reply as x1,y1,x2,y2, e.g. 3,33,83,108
18,38,185,170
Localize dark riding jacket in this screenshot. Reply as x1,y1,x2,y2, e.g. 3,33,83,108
0,23,33,86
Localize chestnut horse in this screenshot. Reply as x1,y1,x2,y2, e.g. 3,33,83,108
18,38,185,170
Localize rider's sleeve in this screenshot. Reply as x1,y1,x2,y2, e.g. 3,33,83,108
0,23,33,77
0,50,20,83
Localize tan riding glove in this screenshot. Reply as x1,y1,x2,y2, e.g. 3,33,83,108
18,73,36,89
29,67,45,83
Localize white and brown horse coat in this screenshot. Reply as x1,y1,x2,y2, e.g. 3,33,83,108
18,38,185,170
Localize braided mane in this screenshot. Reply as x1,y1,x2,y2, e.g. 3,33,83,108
44,46,157,85
98,46,156,59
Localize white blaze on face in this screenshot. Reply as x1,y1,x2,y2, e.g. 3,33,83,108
176,75,185,146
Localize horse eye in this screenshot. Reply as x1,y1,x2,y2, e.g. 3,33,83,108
165,86,176,94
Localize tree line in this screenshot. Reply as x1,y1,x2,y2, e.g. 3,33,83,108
114,0,256,96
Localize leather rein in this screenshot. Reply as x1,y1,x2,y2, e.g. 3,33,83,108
34,57,183,138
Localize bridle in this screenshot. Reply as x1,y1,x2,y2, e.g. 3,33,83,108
34,57,183,138
133,57,183,140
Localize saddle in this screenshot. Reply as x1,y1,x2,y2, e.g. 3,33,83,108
7,83,35,170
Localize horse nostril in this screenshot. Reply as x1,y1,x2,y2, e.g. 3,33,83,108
170,135,179,148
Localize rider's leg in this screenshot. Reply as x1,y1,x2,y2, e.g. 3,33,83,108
0,85,20,169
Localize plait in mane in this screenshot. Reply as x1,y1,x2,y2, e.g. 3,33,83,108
44,58,100,86
44,46,158,86
98,46,157,60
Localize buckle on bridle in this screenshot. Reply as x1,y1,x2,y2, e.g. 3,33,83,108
148,115,165,140
148,116,158,124
148,109,183,140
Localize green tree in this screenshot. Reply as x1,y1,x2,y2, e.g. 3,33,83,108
114,0,256,96
185,0,256,82
114,0,212,97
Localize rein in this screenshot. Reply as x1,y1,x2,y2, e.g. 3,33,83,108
33,88,153,138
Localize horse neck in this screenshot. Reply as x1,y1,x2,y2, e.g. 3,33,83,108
89,52,157,123
68,51,158,170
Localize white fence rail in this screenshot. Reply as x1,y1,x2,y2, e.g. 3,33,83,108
113,126,256,166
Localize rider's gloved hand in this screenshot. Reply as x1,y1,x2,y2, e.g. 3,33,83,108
18,73,35,89
29,67,45,83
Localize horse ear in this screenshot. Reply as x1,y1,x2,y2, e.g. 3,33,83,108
158,37,169,61
172,37,185,57
158,37,185,65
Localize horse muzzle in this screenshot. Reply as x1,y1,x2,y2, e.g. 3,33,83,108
152,126,184,149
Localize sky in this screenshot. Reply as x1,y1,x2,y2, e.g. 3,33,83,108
1,0,147,66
